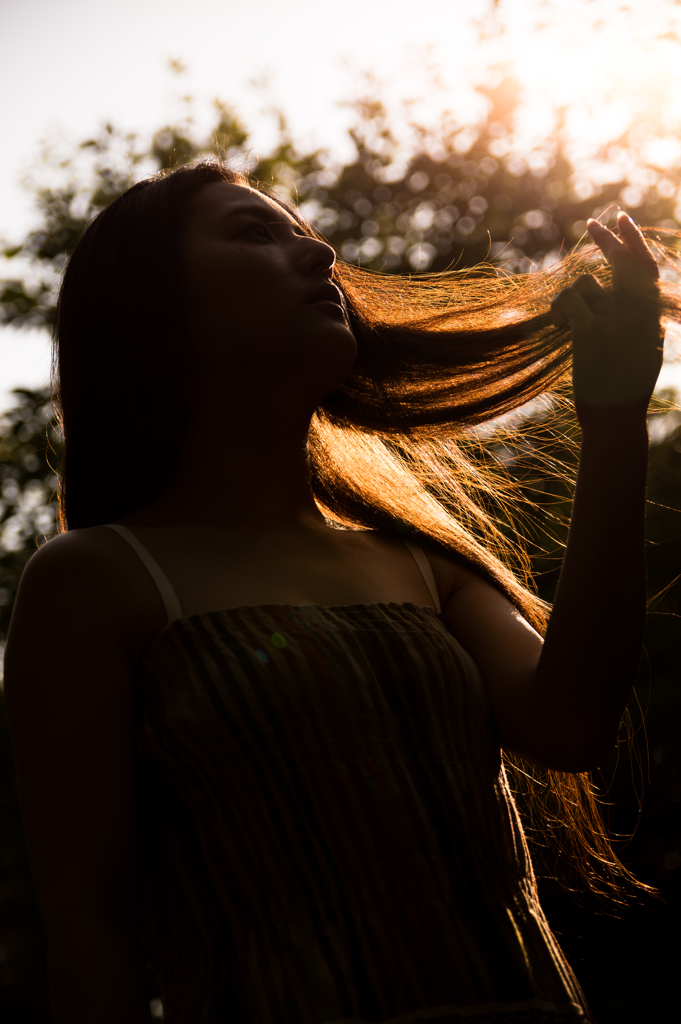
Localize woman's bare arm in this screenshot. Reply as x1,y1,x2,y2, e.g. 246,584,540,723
438,412,648,772
4,532,153,1023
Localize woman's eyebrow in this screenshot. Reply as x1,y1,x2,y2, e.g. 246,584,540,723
217,203,293,228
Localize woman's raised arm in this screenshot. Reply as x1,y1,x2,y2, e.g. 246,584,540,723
4,532,152,1023
437,211,663,772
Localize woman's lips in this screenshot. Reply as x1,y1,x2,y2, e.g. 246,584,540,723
307,283,344,308
307,283,348,320
310,300,347,321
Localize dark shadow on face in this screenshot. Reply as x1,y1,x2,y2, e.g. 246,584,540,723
182,182,357,406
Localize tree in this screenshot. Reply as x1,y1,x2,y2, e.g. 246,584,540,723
5,71,681,335
0,389,58,645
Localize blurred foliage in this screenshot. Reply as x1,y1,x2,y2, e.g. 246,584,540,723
6,71,681,333
1,74,681,1022
0,389,59,633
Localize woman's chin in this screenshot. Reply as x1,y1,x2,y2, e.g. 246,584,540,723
319,332,358,391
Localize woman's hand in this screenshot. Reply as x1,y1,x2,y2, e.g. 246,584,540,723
551,210,664,417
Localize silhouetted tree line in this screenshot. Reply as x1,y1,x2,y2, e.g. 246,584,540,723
0,76,680,1022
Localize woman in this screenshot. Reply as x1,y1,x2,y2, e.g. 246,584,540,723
4,161,667,1023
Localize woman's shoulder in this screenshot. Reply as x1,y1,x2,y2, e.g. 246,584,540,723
384,529,484,607
23,523,123,566
10,526,166,662
18,526,141,605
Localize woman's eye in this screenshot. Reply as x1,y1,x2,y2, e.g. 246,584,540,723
243,222,272,240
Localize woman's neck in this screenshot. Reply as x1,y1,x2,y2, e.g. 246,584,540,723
128,385,325,530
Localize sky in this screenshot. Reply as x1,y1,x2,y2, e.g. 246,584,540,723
2,0,681,409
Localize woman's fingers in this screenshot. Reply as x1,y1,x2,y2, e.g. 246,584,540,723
554,212,664,409
573,273,605,299
615,210,659,274
586,212,659,289
551,284,597,328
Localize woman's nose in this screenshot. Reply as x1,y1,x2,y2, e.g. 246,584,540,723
299,234,336,277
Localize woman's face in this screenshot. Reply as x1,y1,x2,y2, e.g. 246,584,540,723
182,181,357,406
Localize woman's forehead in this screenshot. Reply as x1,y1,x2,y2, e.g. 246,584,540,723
189,181,295,228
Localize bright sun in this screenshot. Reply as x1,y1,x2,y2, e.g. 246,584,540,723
494,0,681,149
370,0,681,215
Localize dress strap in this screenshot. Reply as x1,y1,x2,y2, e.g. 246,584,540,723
402,541,441,612
104,524,184,624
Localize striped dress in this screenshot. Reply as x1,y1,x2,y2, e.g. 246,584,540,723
111,528,592,1024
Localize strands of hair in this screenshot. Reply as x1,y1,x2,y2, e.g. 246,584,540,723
52,159,681,906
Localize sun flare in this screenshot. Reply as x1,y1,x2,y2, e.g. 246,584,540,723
488,0,681,149
382,0,681,167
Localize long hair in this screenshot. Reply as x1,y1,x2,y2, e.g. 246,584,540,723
53,160,679,903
